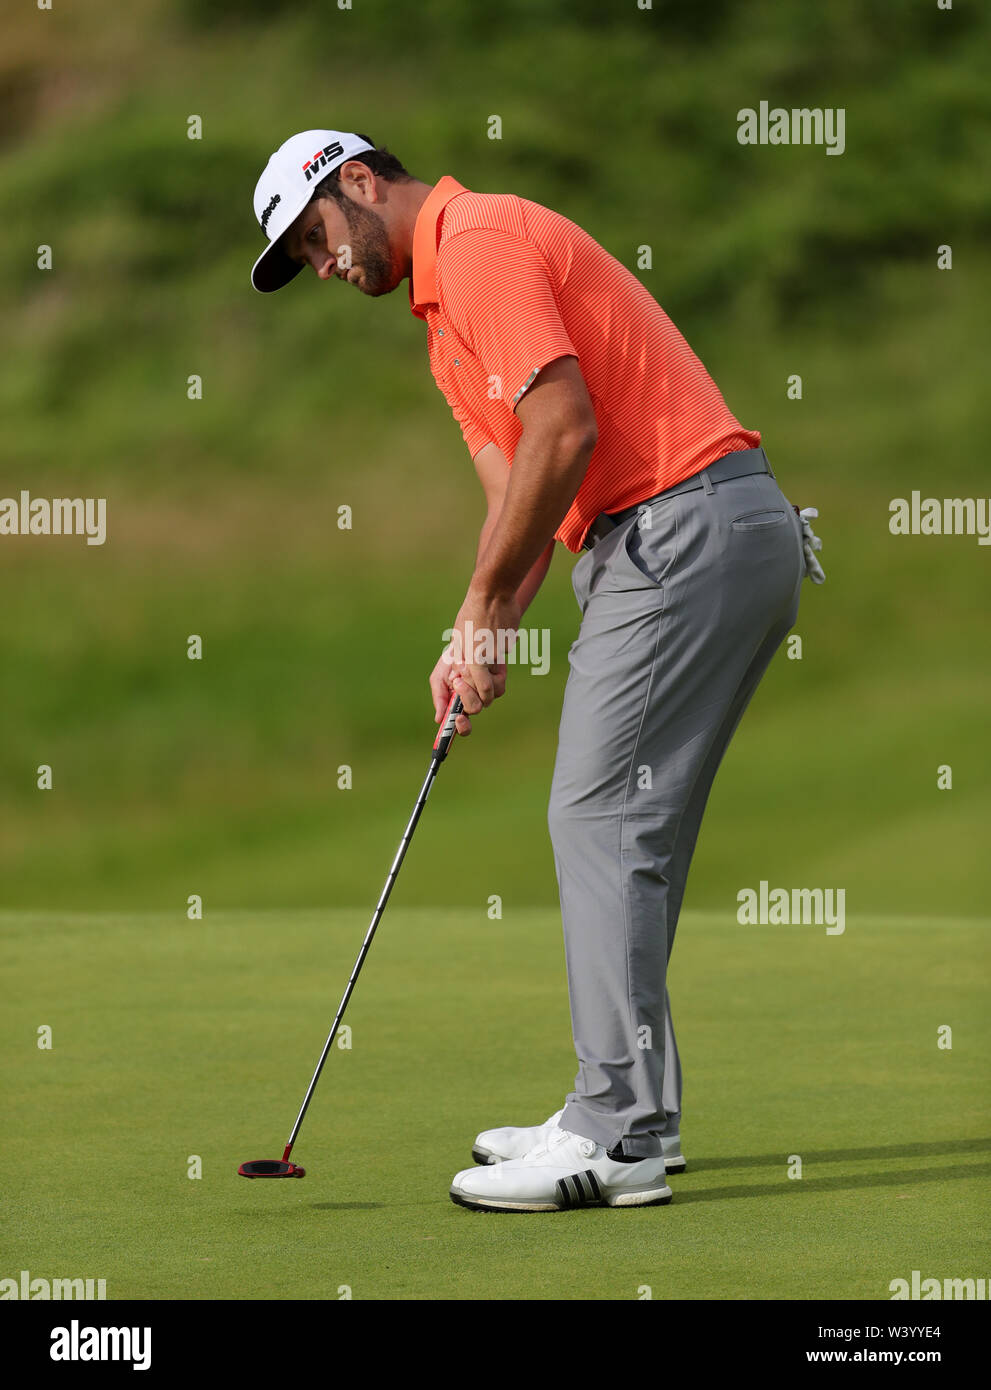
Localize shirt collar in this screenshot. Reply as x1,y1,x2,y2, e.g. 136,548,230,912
408,176,470,318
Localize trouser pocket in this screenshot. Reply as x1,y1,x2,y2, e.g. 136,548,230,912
730,508,789,530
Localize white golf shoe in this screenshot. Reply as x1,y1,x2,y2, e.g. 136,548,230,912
451,1126,674,1212
473,1109,687,1173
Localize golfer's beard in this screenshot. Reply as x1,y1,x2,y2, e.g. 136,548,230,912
344,205,397,296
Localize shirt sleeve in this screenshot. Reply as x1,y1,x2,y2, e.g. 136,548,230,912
436,227,579,411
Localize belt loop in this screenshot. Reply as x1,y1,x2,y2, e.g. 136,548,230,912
700,468,714,495
762,447,777,480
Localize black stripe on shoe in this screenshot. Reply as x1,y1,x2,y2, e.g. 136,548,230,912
579,1169,602,1203
555,1169,603,1209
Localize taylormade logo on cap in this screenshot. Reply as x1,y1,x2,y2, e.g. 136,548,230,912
250,129,375,293
259,193,281,233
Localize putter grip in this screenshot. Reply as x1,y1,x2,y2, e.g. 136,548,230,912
432,692,464,762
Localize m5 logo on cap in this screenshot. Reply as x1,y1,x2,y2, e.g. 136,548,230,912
303,141,345,181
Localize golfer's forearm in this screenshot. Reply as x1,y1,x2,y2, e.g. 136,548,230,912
476,514,554,617
514,541,554,615
475,511,499,572
471,427,592,601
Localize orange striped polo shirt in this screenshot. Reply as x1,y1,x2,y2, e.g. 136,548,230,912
409,177,760,553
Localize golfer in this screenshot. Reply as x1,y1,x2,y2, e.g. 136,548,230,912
251,129,814,1212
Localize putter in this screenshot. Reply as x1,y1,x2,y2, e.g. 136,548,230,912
238,691,464,1179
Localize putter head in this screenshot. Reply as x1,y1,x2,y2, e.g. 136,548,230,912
238,1159,306,1179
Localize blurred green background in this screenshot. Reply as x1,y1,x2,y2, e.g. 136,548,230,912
1,0,988,917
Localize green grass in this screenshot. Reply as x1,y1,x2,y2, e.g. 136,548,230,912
2,907,987,1300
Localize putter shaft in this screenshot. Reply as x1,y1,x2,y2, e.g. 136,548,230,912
282,693,463,1161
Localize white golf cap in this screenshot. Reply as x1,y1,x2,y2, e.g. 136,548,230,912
250,129,376,293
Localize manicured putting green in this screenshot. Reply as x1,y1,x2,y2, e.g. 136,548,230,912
1,907,987,1300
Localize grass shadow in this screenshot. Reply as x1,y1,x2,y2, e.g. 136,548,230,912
308,1202,383,1211
688,1136,991,1172
672,1158,991,1205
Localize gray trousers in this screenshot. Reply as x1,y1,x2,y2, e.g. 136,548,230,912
549,456,805,1157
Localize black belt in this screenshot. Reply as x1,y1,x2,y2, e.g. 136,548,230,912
581,447,774,551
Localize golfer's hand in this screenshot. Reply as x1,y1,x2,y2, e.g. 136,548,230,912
448,658,508,735
445,588,517,730
430,652,473,737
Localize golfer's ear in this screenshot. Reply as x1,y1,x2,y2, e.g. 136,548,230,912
339,159,376,201
515,355,598,450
